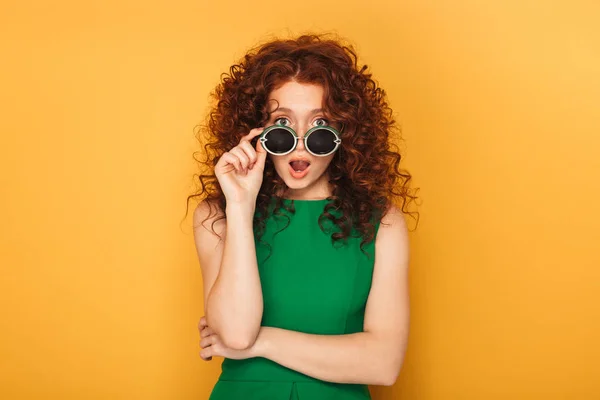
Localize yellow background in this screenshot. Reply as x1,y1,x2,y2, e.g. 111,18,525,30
1,0,599,399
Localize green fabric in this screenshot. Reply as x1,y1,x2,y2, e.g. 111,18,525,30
209,197,380,400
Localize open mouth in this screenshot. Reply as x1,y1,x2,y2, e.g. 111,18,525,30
289,160,311,173
288,159,311,179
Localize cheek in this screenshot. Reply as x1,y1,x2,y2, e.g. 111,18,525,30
314,156,335,170
270,157,286,171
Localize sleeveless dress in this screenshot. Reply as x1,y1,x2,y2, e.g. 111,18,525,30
209,197,381,400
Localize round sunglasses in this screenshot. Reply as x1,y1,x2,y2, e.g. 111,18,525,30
258,125,343,156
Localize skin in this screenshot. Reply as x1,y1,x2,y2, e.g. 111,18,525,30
263,80,341,200
194,80,410,386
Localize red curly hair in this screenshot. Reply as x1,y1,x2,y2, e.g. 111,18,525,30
186,33,419,257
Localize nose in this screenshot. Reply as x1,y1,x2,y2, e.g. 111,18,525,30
294,126,309,151
296,135,307,150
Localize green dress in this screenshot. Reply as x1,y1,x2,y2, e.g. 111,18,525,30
209,197,381,400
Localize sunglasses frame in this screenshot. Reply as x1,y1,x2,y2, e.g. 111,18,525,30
259,124,343,157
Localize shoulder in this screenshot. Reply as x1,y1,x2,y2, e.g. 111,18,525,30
379,203,408,234
375,203,409,262
193,199,226,237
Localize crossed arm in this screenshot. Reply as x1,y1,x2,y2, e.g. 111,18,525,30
195,202,410,386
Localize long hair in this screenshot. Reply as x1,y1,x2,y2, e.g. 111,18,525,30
185,33,419,257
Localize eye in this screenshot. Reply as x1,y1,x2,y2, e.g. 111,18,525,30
314,118,329,127
274,117,290,126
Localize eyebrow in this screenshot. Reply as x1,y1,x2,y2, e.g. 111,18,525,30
269,107,325,115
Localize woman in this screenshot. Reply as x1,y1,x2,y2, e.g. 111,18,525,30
189,33,419,399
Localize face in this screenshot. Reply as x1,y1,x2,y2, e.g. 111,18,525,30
264,80,341,199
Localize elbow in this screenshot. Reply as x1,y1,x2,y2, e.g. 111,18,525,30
377,359,402,387
374,337,407,386
204,306,262,350
220,330,259,350
377,369,399,387
379,371,399,387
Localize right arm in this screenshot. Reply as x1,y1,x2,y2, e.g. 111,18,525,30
193,200,263,350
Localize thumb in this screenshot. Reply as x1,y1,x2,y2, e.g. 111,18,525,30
255,134,268,166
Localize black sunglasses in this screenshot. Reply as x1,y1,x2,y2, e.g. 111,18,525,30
257,125,343,156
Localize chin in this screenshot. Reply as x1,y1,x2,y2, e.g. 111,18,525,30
283,178,312,189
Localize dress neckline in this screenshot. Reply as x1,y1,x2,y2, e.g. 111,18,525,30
281,198,330,203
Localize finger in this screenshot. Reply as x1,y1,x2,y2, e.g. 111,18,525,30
200,347,213,361
254,129,267,154
229,147,250,171
240,127,265,143
220,152,242,173
201,327,214,338
255,134,268,165
198,317,208,330
200,335,216,349
239,140,258,167
215,152,235,174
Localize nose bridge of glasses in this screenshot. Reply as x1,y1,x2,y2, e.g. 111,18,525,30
296,124,324,140
295,134,307,151
289,126,308,144
291,125,308,140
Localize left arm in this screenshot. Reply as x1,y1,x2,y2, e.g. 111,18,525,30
254,204,410,386
200,204,410,386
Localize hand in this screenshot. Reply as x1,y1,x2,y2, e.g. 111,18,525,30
214,127,268,205
198,316,258,361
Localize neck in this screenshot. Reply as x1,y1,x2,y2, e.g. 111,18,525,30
281,173,333,200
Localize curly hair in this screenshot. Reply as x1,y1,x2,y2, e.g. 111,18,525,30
185,32,419,259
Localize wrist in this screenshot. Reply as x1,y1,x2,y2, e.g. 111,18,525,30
226,202,255,218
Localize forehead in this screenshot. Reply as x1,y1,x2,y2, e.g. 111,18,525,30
267,81,325,112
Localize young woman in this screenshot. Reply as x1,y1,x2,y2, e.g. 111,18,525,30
189,33,419,400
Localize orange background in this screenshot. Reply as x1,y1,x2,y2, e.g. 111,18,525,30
1,0,599,399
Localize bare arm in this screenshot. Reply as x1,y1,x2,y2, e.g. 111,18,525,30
253,204,410,385
193,200,263,350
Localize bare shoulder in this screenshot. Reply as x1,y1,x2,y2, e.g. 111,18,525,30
375,203,410,264
379,203,408,235
193,199,227,238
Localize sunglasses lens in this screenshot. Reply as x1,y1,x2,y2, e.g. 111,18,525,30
264,128,295,154
306,128,338,155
